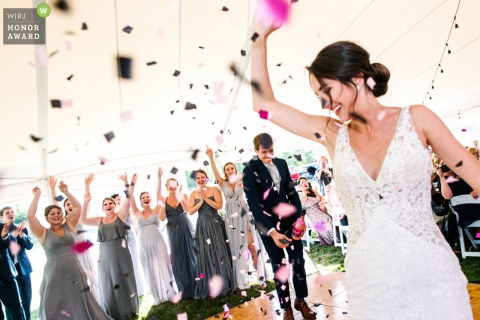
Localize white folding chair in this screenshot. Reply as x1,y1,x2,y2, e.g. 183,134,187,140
330,207,344,248
339,224,349,255
449,194,480,259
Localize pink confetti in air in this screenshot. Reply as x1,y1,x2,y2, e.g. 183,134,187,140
177,313,188,320
209,275,224,298
156,26,165,36
228,174,241,184
172,291,183,303
61,99,73,108
263,188,271,200
212,81,225,95
200,273,205,279
376,110,387,121
315,272,325,285
230,212,238,218
275,265,290,283
175,192,184,203
461,128,467,132
197,61,204,68
241,290,247,297
9,242,21,256
476,232,480,239
445,176,459,184
35,47,48,66
172,1,180,12
72,241,93,254
280,284,286,291
61,310,71,317
243,249,251,261
216,94,228,103
259,109,270,120
273,202,296,219
256,0,291,24
64,40,72,50
206,238,211,245
120,110,133,122
28,60,36,68
215,134,224,145
313,221,326,233
366,77,376,90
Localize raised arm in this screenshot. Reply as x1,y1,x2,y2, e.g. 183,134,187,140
201,186,223,210
178,186,190,213
250,21,337,149
27,186,47,243
414,105,480,194
59,181,81,230
156,166,163,201
128,174,141,216
80,174,102,226
206,145,225,187
48,176,58,205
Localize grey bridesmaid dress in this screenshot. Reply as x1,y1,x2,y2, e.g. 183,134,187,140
39,224,112,320
194,197,234,299
165,198,196,300
97,217,139,320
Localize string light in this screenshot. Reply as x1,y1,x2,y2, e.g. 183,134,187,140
424,0,462,102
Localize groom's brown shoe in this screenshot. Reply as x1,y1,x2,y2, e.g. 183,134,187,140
294,300,316,319
283,307,294,320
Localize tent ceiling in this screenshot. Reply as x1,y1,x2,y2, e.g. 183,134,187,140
1,0,480,202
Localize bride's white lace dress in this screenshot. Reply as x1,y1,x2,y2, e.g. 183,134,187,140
334,106,472,319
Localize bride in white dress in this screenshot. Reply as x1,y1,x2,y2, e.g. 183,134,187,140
249,21,478,319
127,168,175,305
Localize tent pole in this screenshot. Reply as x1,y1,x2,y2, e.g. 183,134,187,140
33,0,50,203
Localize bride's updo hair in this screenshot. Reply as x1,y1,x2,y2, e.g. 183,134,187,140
307,41,390,98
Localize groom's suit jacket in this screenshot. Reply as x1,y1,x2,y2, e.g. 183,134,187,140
243,157,302,235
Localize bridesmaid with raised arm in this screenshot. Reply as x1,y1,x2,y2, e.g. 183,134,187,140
188,169,234,299
27,183,112,320
128,168,175,305
206,146,269,290
81,174,138,320
47,175,102,305
163,178,196,300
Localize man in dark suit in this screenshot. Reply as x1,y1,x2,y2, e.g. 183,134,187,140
243,133,315,320
0,219,26,320
1,207,32,320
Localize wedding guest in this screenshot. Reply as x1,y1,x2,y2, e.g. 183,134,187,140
128,169,175,305
1,207,33,320
188,169,234,299
81,174,138,319
28,184,112,320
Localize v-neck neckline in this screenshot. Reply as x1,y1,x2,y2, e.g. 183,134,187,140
346,107,405,183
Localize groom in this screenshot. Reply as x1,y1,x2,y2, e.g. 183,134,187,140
243,133,315,320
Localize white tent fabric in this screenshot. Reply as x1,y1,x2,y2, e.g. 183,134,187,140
1,0,480,202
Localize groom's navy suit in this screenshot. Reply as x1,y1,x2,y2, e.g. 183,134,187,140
243,157,308,309
0,223,26,320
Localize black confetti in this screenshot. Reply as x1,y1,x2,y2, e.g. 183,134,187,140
191,149,200,160
54,195,64,202
114,284,120,289
203,160,209,166
170,167,178,174
146,61,157,66
455,160,463,167
67,74,74,81
104,131,115,143
240,49,246,56
81,22,88,30
173,70,181,77
55,0,69,11
185,102,196,110
50,99,61,108
314,132,321,139
117,56,132,79
379,194,383,200
251,32,259,42
30,134,42,142
122,26,133,33
293,154,303,161
221,6,229,11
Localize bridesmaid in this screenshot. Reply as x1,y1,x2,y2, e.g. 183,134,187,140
188,169,234,299
81,174,138,320
206,147,270,289
47,175,102,304
163,178,196,300
27,184,112,320
111,192,145,298
128,168,175,305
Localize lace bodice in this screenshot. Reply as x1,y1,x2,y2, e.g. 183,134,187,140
334,107,448,250
333,107,472,319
